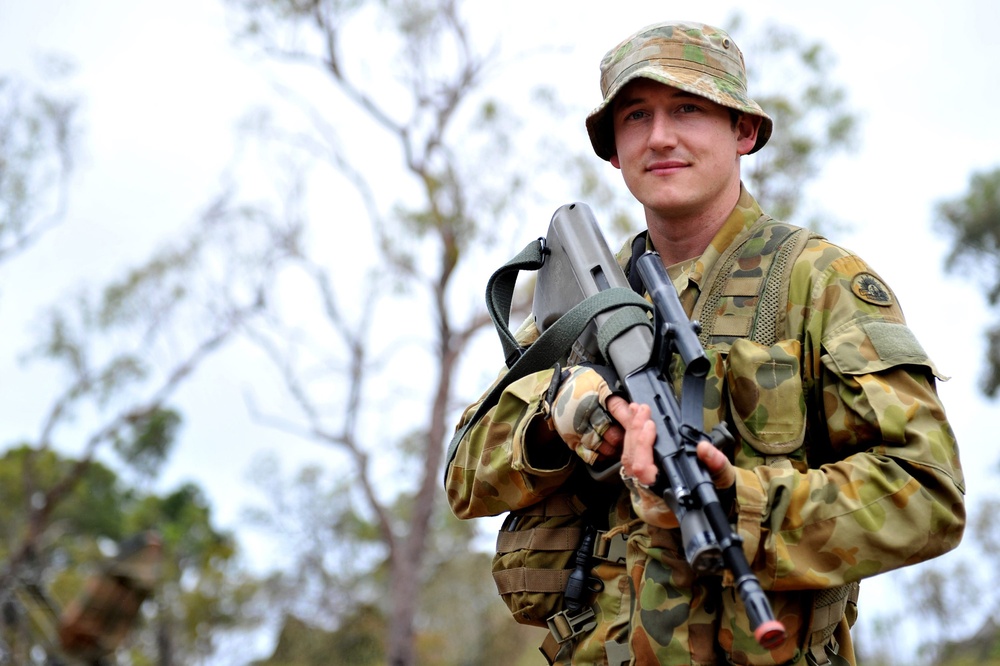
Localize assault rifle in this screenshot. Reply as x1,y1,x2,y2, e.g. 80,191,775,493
533,202,787,649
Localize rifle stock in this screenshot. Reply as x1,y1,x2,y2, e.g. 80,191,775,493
533,202,787,650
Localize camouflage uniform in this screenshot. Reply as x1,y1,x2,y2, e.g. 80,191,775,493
446,21,965,666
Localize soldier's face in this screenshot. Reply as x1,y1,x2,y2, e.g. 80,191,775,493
609,79,758,222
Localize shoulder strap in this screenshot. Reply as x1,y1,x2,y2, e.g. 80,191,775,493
625,231,649,295
484,237,547,368
693,216,813,348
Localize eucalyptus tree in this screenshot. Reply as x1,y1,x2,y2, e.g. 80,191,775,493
223,1,550,663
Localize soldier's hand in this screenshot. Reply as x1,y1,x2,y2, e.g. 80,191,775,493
609,399,736,529
542,365,624,464
610,400,734,489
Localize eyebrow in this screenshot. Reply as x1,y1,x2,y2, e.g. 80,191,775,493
614,87,702,114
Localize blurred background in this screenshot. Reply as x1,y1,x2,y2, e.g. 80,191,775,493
0,1,997,663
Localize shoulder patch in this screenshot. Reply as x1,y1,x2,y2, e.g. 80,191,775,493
851,272,893,306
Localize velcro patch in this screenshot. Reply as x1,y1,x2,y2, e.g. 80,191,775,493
863,321,927,365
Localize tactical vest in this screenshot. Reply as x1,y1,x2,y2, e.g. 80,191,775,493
482,216,858,666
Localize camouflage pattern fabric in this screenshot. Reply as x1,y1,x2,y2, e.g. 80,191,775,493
544,365,617,465
586,21,773,161
445,186,965,665
622,471,681,530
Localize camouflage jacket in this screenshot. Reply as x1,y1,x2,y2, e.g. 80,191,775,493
445,188,966,665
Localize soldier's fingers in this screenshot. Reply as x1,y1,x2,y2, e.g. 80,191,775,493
621,403,658,486
697,440,735,489
605,395,630,424
598,396,628,459
601,421,624,446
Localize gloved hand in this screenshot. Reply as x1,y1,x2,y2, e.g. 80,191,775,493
542,364,620,465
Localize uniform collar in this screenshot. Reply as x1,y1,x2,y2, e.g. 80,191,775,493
659,184,764,313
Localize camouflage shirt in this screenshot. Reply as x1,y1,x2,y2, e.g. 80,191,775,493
445,187,965,665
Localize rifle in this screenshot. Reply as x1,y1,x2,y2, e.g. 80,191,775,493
533,202,787,650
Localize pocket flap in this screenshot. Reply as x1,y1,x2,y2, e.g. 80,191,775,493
727,339,806,455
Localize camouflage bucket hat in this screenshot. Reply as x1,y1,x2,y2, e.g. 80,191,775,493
586,21,772,161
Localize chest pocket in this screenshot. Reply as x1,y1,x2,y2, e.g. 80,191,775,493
698,340,807,460
725,338,806,456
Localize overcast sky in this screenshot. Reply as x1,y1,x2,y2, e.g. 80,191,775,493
2,0,998,653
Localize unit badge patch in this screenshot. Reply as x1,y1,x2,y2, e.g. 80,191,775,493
852,272,893,306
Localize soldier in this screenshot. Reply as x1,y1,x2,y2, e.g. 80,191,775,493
446,20,965,665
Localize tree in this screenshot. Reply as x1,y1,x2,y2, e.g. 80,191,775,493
3,186,292,555
243,457,540,665
935,166,1000,397
126,483,262,665
0,64,78,264
922,163,997,655
223,1,545,663
0,446,259,665
1,197,299,661
0,72,303,662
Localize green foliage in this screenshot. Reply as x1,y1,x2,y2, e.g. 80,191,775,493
113,407,181,477
935,166,1000,397
936,168,1000,289
0,445,128,547
0,447,259,664
125,483,261,662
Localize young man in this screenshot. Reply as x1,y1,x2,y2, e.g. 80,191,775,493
446,21,965,665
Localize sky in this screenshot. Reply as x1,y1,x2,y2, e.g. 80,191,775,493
2,0,999,657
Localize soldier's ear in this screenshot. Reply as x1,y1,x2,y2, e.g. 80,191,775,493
736,114,761,156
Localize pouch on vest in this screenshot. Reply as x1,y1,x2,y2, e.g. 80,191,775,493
491,494,588,626
726,338,806,456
